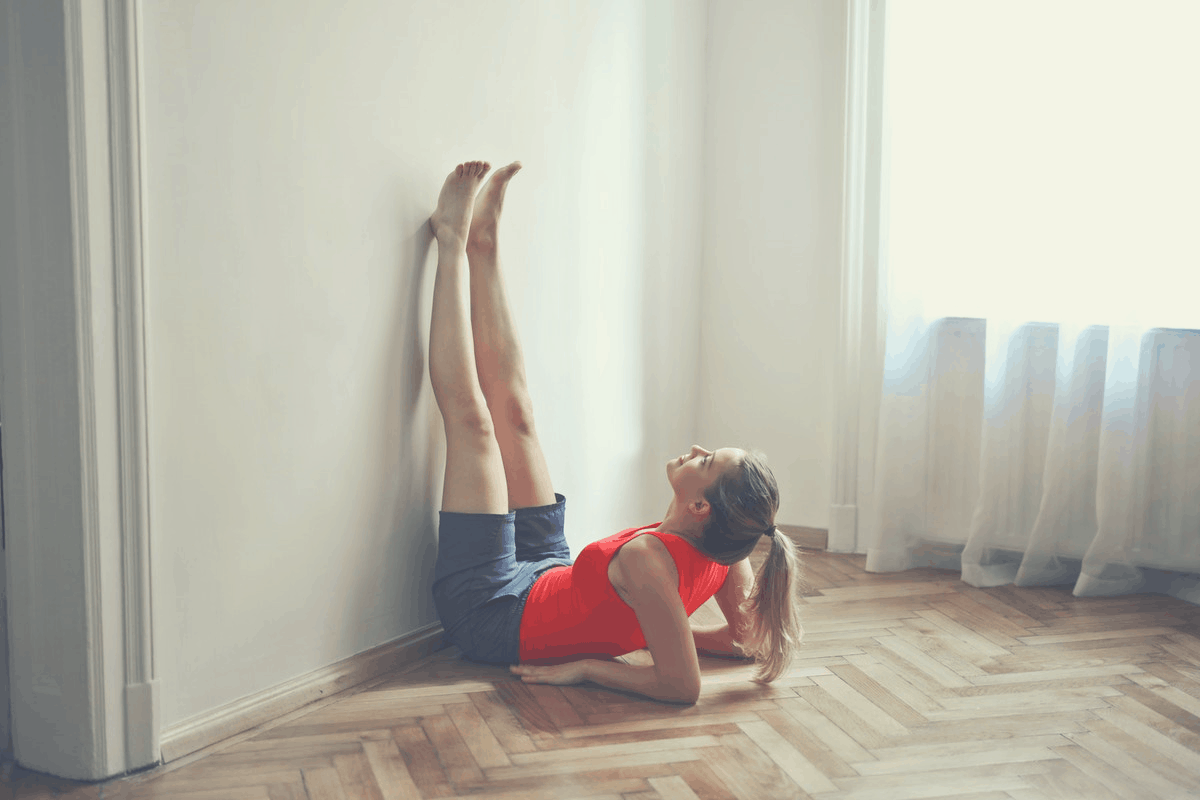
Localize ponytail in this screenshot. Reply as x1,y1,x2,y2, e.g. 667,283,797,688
740,527,804,683
698,451,804,683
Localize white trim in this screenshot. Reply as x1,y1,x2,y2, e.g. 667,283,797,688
159,625,447,763
106,0,159,770
831,0,889,554
0,0,155,778
63,0,110,772
830,0,870,553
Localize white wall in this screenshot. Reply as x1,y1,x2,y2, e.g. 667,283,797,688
699,0,847,529
140,0,706,728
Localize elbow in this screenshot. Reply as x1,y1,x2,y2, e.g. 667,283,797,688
662,678,701,706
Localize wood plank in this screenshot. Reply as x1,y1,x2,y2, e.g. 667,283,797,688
421,713,484,784
841,654,944,716
775,695,875,765
523,684,586,731
756,707,857,780
850,743,1060,776
1057,733,1190,800
802,581,962,603
1090,698,1200,777
928,595,1029,645
736,718,838,795
389,724,454,798
510,735,721,766
331,752,386,800
265,784,309,800
1116,681,1200,737
1016,627,1181,646
887,711,1095,746
875,633,974,688
810,673,911,737
647,775,704,800
446,700,512,768
300,767,347,800
913,608,1013,658
672,762,739,800
826,663,928,728
558,710,761,739
701,735,803,800
482,748,704,783
793,684,889,750
1016,756,1126,800
454,764,675,798
829,761,1044,800
469,690,539,754
890,620,990,678
494,680,560,734
1082,717,1200,793
126,768,303,796
359,738,422,800
428,778,648,800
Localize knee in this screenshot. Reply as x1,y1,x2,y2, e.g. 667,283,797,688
491,390,536,438
443,396,496,442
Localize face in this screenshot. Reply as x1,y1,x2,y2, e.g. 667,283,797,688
665,445,744,509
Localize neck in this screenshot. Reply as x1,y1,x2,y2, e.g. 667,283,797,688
658,497,703,544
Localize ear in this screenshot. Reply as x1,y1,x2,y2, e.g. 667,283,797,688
688,498,711,520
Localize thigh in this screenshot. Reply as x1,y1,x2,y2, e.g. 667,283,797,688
451,595,525,666
513,493,571,563
441,428,509,514
433,509,517,634
488,392,556,510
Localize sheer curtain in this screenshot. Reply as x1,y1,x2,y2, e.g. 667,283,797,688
859,0,1200,602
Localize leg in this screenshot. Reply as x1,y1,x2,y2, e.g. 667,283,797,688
466,162,556,510
428,161,508,514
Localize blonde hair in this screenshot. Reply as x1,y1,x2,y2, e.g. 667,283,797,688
698,450,804,683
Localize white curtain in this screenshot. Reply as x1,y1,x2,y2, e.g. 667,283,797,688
858,0,1200,602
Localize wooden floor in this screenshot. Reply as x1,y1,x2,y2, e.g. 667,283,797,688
6,545,1200,800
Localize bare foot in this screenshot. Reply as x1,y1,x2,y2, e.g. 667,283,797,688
430,161,491,246
467,161,522,251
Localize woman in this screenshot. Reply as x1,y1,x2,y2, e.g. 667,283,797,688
427,160,803,705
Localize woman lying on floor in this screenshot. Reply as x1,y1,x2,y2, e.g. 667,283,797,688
426,160,803,705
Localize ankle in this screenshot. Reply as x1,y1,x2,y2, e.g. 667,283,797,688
466,233,497,255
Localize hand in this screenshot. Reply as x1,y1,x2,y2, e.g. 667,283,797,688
696,645,755,661
510,662,590,686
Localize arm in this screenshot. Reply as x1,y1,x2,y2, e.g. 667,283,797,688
691,622,749,658
693,557,757,657
591,536,701,703
512,535,701,704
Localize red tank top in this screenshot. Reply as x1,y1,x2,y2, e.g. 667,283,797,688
518,523,730,662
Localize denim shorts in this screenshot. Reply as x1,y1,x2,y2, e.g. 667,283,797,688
432,493,573,665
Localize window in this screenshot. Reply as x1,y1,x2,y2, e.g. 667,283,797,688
883,0,1200,329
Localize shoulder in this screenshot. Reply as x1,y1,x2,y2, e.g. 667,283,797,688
611,533,678,595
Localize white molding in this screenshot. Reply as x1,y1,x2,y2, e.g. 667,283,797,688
63,0,111,774
0,0,154,778
105,0,158,770
830,0,871,553
831,0,889,554
160,625,447,763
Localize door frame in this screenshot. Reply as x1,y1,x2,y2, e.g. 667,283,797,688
0,0,156,780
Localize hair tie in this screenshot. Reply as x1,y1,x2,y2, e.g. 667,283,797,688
764,525,776,538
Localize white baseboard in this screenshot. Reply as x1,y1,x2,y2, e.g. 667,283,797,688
159,624,447,763
777,524,828,551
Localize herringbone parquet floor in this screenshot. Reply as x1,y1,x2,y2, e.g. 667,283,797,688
7,543,1200,800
